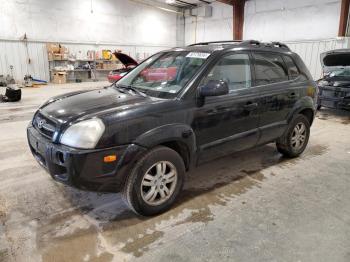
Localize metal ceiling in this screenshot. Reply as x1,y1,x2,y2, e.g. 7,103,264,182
155,0,216,9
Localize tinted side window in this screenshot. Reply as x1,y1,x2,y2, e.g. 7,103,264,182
283,55,300,79
252,53,288,85
201,53,252,92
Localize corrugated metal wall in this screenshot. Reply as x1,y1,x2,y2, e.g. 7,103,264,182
0,40,172,82
286,37,350,80
1,37,349,83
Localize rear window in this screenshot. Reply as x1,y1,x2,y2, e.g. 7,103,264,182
283,55,300,79
252,53,288,85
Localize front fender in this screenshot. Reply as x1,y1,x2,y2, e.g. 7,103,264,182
133,123,197,167
134,123,196,149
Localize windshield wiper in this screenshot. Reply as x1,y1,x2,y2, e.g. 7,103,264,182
114,84,147,97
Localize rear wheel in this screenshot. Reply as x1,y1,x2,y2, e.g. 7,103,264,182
122,146,185,216
276,114,310,158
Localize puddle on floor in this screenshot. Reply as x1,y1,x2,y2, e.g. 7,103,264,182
121,230,164,257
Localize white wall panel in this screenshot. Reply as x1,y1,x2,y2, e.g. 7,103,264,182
0,0,179,82
244,0,341,41
184,2,233,45
0,0,178,47
286,38,350,80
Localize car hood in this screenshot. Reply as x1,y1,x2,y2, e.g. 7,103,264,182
39,87,155,124
321,49,350,73
114,52,138,67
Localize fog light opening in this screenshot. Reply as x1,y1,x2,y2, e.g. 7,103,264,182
57,152,65,164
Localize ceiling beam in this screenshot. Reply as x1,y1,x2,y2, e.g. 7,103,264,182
338,0,350,36
216,0,234,5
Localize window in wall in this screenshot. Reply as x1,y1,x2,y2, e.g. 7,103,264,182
252,53,288,85
201,53,252,92
283,55,300,79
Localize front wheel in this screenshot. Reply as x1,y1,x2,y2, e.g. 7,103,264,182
276,114,310,158
122,146,185,216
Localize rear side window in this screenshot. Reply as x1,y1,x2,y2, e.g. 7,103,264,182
252,53,288,85
283,55,300,79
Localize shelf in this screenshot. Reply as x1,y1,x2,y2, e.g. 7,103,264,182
50,69,92,72
95,59,118,62
49,59,94,62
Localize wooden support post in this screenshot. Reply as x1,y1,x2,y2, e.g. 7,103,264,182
217,0,246,40
338,0,350,37
233,0,245,40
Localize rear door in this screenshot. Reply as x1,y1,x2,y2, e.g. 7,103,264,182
192,52,260,163
251,52,300,144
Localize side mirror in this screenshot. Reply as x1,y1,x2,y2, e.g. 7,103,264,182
199,80,229,97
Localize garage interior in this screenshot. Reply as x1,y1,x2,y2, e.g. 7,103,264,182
1,0,350,261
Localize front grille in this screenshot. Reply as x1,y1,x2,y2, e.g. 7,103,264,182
33,113,57,139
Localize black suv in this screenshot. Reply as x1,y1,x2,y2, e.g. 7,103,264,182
27,40,317,215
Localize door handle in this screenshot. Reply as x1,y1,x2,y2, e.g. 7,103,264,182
243,102,258,111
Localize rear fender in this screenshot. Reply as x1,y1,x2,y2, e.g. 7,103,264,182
287,96,316,124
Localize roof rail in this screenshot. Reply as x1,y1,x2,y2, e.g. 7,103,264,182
241,40,261,46
270,42,290,50
188,40,242,46
188,40,290,51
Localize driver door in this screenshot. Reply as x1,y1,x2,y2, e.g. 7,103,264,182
192,52,261,164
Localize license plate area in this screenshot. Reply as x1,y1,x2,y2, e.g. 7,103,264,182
322,90,336,98
29,133,48,167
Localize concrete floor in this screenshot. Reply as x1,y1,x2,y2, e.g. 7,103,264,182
0,82,350,262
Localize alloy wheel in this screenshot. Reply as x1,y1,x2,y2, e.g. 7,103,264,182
291,122,307,150
141,161,178,206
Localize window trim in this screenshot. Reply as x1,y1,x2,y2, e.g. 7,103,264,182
251,51,290,87
198,51,254,93
281,54,301,80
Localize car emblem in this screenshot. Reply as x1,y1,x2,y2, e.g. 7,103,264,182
37,118,46,129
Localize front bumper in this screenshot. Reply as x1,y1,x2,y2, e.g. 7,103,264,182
27,124,147,192
318,87,350,110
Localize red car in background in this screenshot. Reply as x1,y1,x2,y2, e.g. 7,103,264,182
107,52,138,82
140,67,177,82
108,52,179,83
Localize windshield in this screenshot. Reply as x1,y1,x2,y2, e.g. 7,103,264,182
117,51,210,98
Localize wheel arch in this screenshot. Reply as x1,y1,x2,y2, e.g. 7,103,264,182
133,124,197,171
288,96,316,125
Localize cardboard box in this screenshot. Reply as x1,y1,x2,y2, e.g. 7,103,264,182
53,54,63,60
53,72,67,84
46,43,60,53
48,52,54,61
102,63,119,70
60,46,68,54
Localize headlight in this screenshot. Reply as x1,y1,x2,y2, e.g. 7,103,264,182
60,118,105,149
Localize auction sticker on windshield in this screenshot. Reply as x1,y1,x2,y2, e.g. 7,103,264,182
186,52,211,59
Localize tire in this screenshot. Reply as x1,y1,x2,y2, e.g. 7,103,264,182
122,146,185,216
276,114,310,158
